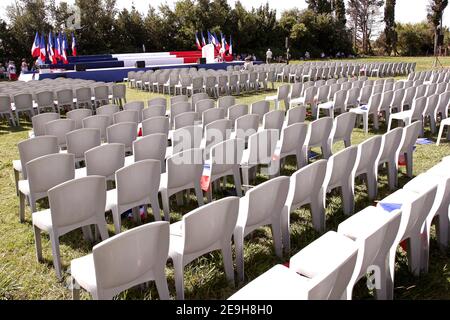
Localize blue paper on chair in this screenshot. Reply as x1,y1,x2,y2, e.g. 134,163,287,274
360,105,368,111
309,151,320,160
416,138,433,145
380,203,402,212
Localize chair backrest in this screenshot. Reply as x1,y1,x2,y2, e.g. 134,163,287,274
106,122,138,149
26,153,75,195
263,110,285,132
85,143,125,178
367,93,382,114
142,116,169,137
0,95,11,113
67,109,92,130
142,105,166,120
113,110,139,124
324,145,358,190
356,135,382,175
195,99,215,117
218,96,236,110
123,101,144,122
66,128,102,160
307,117,333,147
250,101,270,122
82,115,110,140
172,125,203,154
245,129,278,166
36,90,54,107
97,104,119,123
279,123,308,155
286,160,328,209
277,84,291,100
170,95,189,106
192,93,209,107
202,108,225,128
18,136,59,179
241,176,290,227
228,104,249,125
235,114,259,141
93,221,170,298
411,96,427,120
170,102,191,128
182,197,239,255
174,111,197,129
166,148,204,189
148,97,167,108
116,159,161,207
379,127,403,163
286,106,306,126
292,232,358,300
32,113,60,136
45,119,76,147
133,134,167,170
210,138,245,173
48,176,106,229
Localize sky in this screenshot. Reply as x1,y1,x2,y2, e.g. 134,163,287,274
0,0,448,27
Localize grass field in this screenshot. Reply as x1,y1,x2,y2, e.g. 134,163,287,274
0,57,450,300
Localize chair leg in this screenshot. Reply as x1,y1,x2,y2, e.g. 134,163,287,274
366,171,378,201
111,207,121,235
437,210,449,249
194,183,204,206
171,254,185,300
33,225,43,262
161,190,170,221
271,217,283,258
241,167,250,193
153,266,170,300
234,228,245,282
49,232,62,279
19,191,26,223
72,278,81,300
311,188,326,233
151,195,163,221
387,160,398,191
436,123,446,146
96,220,109,241
281,206,291,254
233,168,243,197
14,169,19,197
221,242,235,284
407,235,422,277
341,179,355,216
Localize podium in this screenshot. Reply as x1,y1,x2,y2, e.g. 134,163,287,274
202,44,215,64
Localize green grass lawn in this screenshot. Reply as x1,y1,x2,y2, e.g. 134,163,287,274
1,57,450,300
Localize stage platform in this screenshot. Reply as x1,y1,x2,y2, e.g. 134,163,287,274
21,61,248,83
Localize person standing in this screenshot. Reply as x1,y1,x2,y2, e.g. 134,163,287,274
7,61,17,81
266,48,273,64
21,59,29,74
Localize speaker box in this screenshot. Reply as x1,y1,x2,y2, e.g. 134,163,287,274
198,58,207,64
438,34,444,46
75,64,86,71
135,61,145,68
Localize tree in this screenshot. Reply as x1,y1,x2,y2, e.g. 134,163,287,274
347,0,384,55
427,0,449,55
384,0,397,55
334,0,347,26
306,0,333,14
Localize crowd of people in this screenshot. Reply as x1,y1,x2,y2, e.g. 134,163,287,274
0,59,40,81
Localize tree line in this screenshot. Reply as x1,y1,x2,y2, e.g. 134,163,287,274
0,0,448,64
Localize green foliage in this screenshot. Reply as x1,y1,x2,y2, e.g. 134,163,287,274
384,0,398,55
396,22,435,56
0,0,354,63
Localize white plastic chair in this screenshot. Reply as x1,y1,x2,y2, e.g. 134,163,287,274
142,116,169,137
19,153,75,223
159,148,204,219
378,127,403,190
106,122,138,154
399,121,422,178
303,117,333,161
169,197,239,299
66,128,101,165
45,119,76,149
337,206,402,300
31,113,60,137
282,160,328,253
33,176,109,279
67,109,92,130
355,135,382,200
71,221,170,300
272,123,308,174
106,160,162,234
323,145,359,216
234,176,290,281
328,112,356,152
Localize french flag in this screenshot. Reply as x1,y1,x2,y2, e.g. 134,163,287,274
221,33,226,50
213,32,221,49
54,33,61,61
229,35,233,55
48,32,57,64
39,34,46,62
71,33,77,56
201,32,206,47
31,32,40,58
61,33,68,64
195,32,202,50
